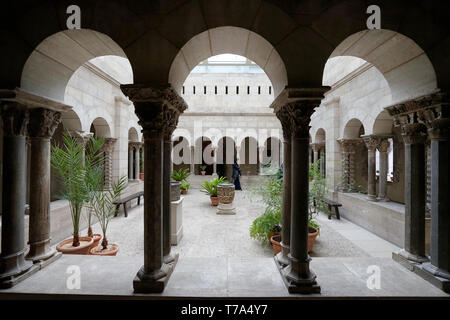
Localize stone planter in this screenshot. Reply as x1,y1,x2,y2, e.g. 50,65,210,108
217,183,235,214
171,181,181,202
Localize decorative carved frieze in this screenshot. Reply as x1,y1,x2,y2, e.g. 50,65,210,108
401,123,427,144
28,108,62,139
338,139,361,153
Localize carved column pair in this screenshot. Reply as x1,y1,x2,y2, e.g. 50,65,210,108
1,89,69,288
386,92,450,288
129,141,143,181
272,88,328,294
337,139,360,192
121,84,187,293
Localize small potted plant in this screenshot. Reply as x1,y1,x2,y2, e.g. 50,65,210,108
180,182,190,195
171,168,190,183
90,175,127,256
52,133,93,254
200,165,207,176
200,176,227,206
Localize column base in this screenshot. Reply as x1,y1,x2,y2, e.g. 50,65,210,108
133,254,178,293
392,250,428,271
163,253,175,264
274,256,320,294
275,242,290,266
377,196,390,202
26,239,58,263
216,202,236,215
367,195,378,201
0,250,39,289
414,263,450,293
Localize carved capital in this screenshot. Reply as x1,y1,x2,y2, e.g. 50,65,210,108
338,139,361,153
275,106,293,140
162,106,181,140
121,84,187,140
401,123,428,144
101,138,117,152
1,102,29,136
362,135,380,151
376,138,390,153
311,142,325,152
288,101,318,138
28,108,62,139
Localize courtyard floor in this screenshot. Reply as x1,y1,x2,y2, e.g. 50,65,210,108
0,176,448,298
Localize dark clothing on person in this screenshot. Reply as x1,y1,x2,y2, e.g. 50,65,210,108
232,162,242,190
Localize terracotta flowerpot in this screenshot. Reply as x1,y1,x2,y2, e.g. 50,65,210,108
268,231,280,241
90,243,119,256
56,236,94,255
181,189,187,195
139,173,144,180
270,235,282,255
201,171,206,176
210,196,219,206
88,234,102,253
308,227,319,253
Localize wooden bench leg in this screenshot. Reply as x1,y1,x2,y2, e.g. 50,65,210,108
137,196,141,205
328,204,332,219
123,203,128,218
335,207,341,220
114,204,120,217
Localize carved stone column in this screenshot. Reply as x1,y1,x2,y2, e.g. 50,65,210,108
101,138,117,188
162,107,180,264
212,146,217,177
362,135,380,201
121,84,186,293
271,87,328,294
128,144,134,179
275,107,292,267
415,93,450,286
337,139,360,192
0,103,36,287
377,138,391,201
190,145,195,174
385,95,433,273
26,108,62,263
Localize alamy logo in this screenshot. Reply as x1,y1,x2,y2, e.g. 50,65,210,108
366,265,381,290
66,5,81,30
366,5,381,30
66,265,81,290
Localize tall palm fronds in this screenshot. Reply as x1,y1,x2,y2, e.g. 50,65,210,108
51,133,88,247
91,175,127,249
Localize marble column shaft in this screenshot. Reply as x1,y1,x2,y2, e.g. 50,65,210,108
26,108,62,262
0,104,33,281
275,108,292,266
363,135,379,201
163,127,175,264
377,139,390,201
128,146,134,179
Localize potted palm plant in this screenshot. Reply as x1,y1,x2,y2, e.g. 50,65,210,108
200,165,207,176
52,133,93,254
84,136,106,251
180,182,190,195
200,176,227,206
90,175,127,256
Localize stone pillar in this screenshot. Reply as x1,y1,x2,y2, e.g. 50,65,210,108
362,135,379,201
271,87,327,294
128,145,134,180
212,146,217,176
258,146,264,174
134,142,142,181
385,94,437,270
275,108,292,267
25,108,62,263
417,95,450,283
121,84,186,293
190,145,195,174
163,116,177,264
0,104,35,287
338,139,359,192
235,146,241,164
101,138,117,188
377,138,390,201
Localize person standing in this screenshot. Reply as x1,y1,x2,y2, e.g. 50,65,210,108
232,160,242,190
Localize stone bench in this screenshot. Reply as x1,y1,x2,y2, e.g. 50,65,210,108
114,191,144,218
